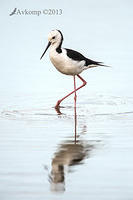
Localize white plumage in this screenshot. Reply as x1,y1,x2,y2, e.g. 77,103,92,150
40,29,108,110
50,48,86,75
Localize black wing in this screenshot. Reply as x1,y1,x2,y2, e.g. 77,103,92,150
65,48,105,67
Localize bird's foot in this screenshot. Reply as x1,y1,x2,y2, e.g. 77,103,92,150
54,100,61,114
55,100,62,108
54,105,62,115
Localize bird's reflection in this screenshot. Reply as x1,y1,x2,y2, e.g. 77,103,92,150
46,98,103,193
48,103,96,192
55,97,77,144
49,139,94,192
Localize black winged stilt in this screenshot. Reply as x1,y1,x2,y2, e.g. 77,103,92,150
40,30,108,111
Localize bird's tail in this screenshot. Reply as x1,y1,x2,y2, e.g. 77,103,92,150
88,63,111,69
97,62,111,67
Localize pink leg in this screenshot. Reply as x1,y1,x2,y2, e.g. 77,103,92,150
55,74,87,108
74,75,76,108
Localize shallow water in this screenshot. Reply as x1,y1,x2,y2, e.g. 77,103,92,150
0,93,133,200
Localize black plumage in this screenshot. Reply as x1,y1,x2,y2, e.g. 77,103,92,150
56,30,63,53
55,30,109,67
65,48,106,67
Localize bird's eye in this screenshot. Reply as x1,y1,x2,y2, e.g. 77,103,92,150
52,36,55,39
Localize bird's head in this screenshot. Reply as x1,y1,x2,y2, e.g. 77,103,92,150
48,30,63,44
40,30,63,60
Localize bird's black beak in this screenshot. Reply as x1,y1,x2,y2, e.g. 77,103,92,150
40,41,51,60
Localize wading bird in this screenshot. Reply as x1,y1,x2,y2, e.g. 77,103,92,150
40,30,108,111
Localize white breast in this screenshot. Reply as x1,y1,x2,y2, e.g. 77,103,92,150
49,48,85,75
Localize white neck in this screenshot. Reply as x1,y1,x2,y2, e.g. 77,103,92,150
50,40,62,51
